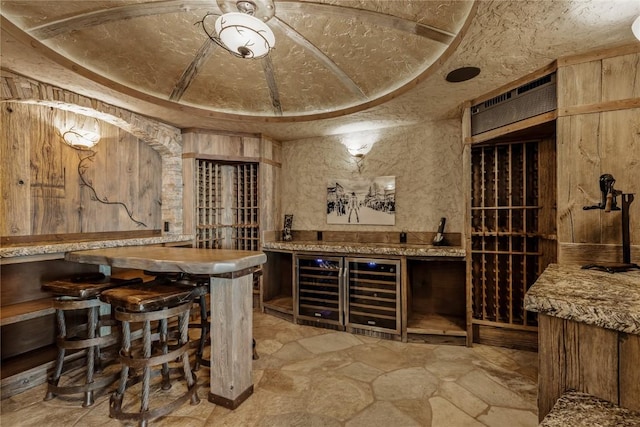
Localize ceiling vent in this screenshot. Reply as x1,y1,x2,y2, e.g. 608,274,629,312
471,73,556,136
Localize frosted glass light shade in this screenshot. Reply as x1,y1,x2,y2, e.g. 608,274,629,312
215,12,275,58
633,15,640,41
63,129,100,148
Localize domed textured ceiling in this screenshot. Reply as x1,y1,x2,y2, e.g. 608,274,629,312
0,0,475,119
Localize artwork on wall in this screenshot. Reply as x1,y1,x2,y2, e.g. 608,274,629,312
327,176,395,225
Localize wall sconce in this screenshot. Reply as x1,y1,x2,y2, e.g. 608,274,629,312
62,127,101,149
341,141,374,174
55,119,147,228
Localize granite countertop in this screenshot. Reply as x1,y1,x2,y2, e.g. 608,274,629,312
524,264,640,335
262,240,466,258
540,391,640,427
0,234,193,259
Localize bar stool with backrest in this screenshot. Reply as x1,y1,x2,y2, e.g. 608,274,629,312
99,278,200,427
41,272,143,407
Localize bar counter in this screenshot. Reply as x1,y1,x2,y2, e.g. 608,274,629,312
524,263,640,334
525,263,640,421
262,240,466,258
66,246,267,409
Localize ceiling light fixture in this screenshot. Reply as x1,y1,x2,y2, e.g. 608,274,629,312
199,1,275,59
633,16,640,41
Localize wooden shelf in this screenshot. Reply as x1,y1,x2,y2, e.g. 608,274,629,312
0,298,54,327
263,296,293,313
406,312,466,336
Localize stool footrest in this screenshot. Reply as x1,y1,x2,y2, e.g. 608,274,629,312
118,341,190,369
109,372,199,423
57,333,119,350
47,371,119,396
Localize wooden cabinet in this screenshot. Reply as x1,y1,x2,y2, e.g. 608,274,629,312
0,258,98,398
261,250,294,321
261,243,467,343
405,258,467,345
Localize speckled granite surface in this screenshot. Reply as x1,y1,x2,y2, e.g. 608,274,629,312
524,264,640,335
0,235,193,259
540,391,640,427
262,241,466,258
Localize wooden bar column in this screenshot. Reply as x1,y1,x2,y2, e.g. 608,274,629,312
208,267,256,409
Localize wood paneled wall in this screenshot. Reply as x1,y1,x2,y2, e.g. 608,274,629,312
0,103,162,237
181,130,281,240
538,314,640,420
556,46,640,265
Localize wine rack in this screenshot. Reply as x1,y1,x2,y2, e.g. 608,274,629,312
195,160,259,250
470,140,556,330
296,256,343,327
346,258,400,334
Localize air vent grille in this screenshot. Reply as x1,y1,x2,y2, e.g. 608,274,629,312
471,73,556,136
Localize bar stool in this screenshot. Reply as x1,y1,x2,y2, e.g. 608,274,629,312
41,272,143,407
143,272,211,370
100,281,200,427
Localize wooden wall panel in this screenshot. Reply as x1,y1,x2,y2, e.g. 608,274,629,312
602,53,640,101
537,315,640,420
619,333,640,412
0,103,162,237
0,104,31,235
556,49,640,265
537,315,565,421
182,131,282,242
577,323,618,402
557,61,601,108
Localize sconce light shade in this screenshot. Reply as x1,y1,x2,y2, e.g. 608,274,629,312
215,12,275,58
633,15,640,41
63,128,101,148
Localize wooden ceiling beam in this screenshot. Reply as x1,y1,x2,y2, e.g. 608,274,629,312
272,17,367,101
29,0,217,39
169,39,216,102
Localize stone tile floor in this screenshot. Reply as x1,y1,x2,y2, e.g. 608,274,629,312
1,311,538,426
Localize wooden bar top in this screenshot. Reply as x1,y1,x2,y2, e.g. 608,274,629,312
524,264,640,335
66,247,267,275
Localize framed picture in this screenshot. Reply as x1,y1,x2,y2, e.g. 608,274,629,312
326,176,395,225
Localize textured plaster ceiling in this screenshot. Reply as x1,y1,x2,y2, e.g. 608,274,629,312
1,1,640,141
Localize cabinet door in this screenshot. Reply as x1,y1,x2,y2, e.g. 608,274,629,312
346,258,400,334
296,256,343,325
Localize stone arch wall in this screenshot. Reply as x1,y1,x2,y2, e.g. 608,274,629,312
0,70,185,234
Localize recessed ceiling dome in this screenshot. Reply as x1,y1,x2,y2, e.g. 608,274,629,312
0,0,475,120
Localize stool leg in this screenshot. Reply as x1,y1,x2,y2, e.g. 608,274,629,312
253,338,259,360
82,305,98,407
45,308,67,401
140,319,152,422
159,317,171,391
110,320,130,417
194,295,208,371
179,310,200,406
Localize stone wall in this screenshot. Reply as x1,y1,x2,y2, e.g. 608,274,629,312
280,119,464,234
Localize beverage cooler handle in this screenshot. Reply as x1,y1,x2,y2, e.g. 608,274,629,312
341,263,348,322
